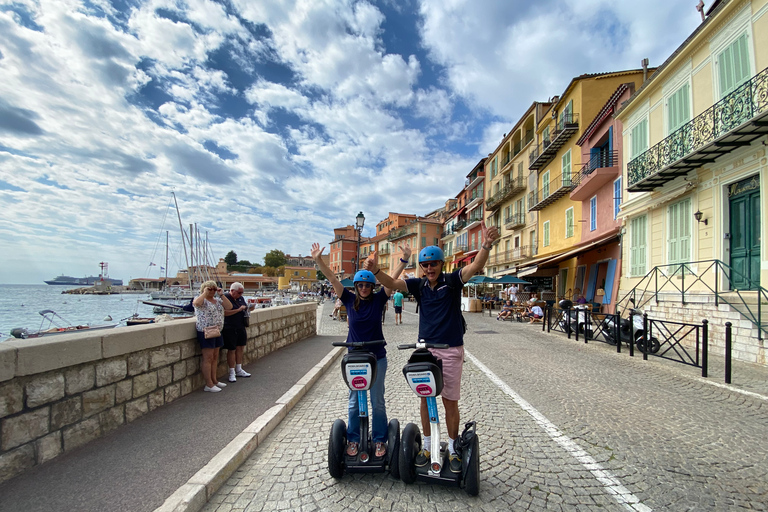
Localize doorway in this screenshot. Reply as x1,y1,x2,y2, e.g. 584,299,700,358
728,175,761,290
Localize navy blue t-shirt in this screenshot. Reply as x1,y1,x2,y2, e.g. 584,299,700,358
340,288,388,359
406,269,466,347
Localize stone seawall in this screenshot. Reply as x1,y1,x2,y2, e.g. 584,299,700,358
0,303,317,483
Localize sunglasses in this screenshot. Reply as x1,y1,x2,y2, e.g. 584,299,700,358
419,261,441,268
356,282,373,289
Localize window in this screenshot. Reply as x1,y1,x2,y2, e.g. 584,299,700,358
559,100,573,128
543,126,550,146
566,208,574,238
562,150,571,186
630,215,647,276
717,32,750,98
542,170,550,198
667,83,690,133
421,224,426,233
630,119,648,159
668,198,692,266
421,236,426,247
590,197,597,231
543,221,550,247
492,156,498,178
613,178,622,219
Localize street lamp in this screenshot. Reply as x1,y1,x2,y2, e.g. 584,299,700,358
355,211,365,271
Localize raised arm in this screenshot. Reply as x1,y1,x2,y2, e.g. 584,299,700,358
311,243,345,297
363,255,408,292
460,219,500,283
379,243,412,296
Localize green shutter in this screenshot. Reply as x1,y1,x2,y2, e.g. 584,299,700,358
543,171,550,198
719,33,751,97
630,216,647,276
668,83,690,132
668,199,691,265
562,150,571,184
631,119,648,159
544,222,550,247
566,209,573,238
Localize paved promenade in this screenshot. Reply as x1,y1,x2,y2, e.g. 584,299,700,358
203,301,768,512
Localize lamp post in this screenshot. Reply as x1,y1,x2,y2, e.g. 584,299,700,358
355,211,365,271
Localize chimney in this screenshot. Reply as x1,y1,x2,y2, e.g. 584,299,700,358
696,1,706,22
642,58,649,82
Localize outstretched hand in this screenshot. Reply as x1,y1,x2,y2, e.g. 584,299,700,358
310,242,324,260
399,242,412,261
363,251,378,273
481,218,500,245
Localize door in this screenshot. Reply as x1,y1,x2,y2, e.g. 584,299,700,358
729,176,761,290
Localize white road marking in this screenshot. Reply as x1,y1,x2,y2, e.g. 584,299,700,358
465,349,652,512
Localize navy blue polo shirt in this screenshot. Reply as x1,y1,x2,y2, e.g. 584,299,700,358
406,269,465,347
340,288,388,359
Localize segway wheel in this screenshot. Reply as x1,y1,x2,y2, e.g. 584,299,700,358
328,419,346,479
399,423,421,484
387,419,400,479
462,433,480,496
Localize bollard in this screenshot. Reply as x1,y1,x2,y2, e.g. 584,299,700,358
615,313,621,353
629,311,634,357
547,306,552,333
642,313,649,361
725,322,732,384
701,319,708,378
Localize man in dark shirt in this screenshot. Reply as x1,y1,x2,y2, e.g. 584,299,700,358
222,282,254,382
365,221,499,473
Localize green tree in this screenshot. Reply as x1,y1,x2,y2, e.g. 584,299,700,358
224,250,238,266
264,249,286,268
316,270,326,281
237,259,252,267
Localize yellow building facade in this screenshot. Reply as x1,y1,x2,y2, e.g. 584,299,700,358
617,0,768,363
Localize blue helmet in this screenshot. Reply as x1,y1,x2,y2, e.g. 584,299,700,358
353,270,376,285
418,246,444,263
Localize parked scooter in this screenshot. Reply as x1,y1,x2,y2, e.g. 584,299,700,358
557,299,592,337
327,340,400,479
597,298,660,353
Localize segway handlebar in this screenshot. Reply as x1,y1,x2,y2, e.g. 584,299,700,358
332,339,385,349
397,341,450,350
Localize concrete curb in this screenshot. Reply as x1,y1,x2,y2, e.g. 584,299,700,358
153,345,345,512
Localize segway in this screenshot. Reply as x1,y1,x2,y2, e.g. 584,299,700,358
327,340,400,479
397,341,480,496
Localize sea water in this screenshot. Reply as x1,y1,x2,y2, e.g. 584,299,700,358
0,284,164,340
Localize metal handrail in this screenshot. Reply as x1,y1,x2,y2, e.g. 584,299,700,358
616,259,767,340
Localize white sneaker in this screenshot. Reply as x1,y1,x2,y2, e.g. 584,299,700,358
228,372,237,382
204,385,221,393
236,369,251,378
216,381,227,387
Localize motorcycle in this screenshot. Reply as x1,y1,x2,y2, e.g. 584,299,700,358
597,298,660,354
557,299,592,338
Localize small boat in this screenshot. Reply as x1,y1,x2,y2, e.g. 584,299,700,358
10,310,118,339
249,297,273,308
142,300,194,315
125,314,193,326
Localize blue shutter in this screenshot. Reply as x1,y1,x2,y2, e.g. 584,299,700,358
586,264,598,301
602,259,617,305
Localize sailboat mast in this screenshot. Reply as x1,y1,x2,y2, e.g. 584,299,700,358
172,192,192,290
165,231,169,285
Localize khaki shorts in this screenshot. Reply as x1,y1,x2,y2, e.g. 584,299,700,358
429,345,464,401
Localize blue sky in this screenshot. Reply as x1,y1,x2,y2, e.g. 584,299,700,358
0,0,701,284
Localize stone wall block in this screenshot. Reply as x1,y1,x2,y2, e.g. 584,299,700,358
0,343,16,383
102,323,164,358
0,444,34,484
150,345,180,370
164,318,197,344
51,396,82,430
65,365,95,395
148,389,164,411
133,372,158,398
82,385,115,417
165,383,180,403
185,358,199,376
7,332,102,376
157,366,172,387
179,340,198,360
26,373,65,409
96,359,127,387
35,431,62,465
115,379,132,404
125,398,148,423
172,361,186,381
62,417,100,452
1,407,50,451
99,405,125,434
0,381,23,418
181,376,194,397
127,352,148,376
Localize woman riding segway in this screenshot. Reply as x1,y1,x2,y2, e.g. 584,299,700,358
311,242,410,477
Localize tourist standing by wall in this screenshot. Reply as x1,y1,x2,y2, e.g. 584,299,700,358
193,281,232,393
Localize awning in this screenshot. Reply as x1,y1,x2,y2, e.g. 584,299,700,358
518,266,539,277
537,232,619,269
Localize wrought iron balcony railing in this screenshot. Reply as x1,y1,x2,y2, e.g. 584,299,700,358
453,219,467,231
571,150,619,189
486,175,526,211
528,173,574,211
504,212,526,230
387,226,412,241
529,113,580,171
628,66,768,192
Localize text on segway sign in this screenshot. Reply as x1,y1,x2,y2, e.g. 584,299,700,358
344,363,374,391
351,376,368,389
405,371,438,397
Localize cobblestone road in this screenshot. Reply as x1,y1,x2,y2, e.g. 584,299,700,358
202,301,768,512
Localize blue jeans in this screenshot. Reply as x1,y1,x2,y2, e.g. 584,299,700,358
347,357,388,443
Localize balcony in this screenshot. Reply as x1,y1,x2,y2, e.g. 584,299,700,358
453,219,467,231
455,243,468,254
570,150,619,201
486,175,526,212
628,66,768,192
441,229,455,239
529,113,580,171
378,246,390,255
466,212,484,230
528,173,574,211
387,226,412,241
504,212,526,230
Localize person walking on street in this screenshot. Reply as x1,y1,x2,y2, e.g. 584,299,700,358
193,281,232,393
364,220,499,473
393,289,404,325
222,282,255,382
311,242,411,458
